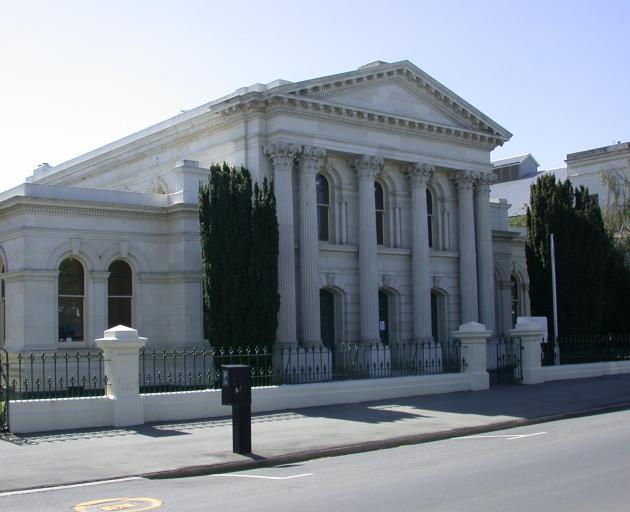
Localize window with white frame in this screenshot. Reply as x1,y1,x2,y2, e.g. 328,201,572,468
108,260,133,328
375,181,385,245
316,174,330,242
58,258,85,342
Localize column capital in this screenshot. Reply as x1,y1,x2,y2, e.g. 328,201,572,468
300,146,327,174
264,142,302,172
450,170,476,192
474,171,496,194
351,155,383,180
407,162,434,188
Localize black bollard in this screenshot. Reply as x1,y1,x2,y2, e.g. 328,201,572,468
221,365,252,454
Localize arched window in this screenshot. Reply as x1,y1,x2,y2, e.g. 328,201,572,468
316,174,330,242
427,189,434,248
375,182,385,245
58,258,85,342
108,260,133,328
511,274,520,328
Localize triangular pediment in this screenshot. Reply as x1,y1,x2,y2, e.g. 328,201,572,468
271,60,512,140
302,79,465,129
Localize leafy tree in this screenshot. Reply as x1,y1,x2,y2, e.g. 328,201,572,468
601,169,630,259
199,163,279,349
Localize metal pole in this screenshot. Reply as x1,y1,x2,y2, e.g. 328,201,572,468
550,233,560,365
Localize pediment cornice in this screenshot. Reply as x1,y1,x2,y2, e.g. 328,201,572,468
218,93,506,150
269,61,512,141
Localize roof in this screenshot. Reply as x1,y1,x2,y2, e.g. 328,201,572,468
491,153,540,168
30,60,512,184
491,168,566,216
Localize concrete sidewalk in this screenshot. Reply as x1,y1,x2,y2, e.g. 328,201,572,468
2,374,630,493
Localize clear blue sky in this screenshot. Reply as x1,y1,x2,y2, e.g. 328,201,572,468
1,0,628,191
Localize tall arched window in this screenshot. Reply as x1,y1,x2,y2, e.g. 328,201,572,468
511,274,520,328
375,182,385,245
427,189,434,248
316,174,330,242
108,260,133,328
58,258,85,342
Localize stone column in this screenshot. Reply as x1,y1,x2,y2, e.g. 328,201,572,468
452,172,479,324
408,163,434,340
95,325,146,427
474,173,496,334
264,143,302,347
352,155,383,344
498,279,513,336
452,321,491,390
91,271,109,347
299,146,326,346
510,317,545,385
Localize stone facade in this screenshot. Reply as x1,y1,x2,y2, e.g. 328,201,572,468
0,60,529,352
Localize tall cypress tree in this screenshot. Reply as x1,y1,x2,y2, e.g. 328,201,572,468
250,178,280,349
526,175,608,337
199,164,279,349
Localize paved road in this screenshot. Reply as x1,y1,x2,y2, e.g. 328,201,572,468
3,410,630,511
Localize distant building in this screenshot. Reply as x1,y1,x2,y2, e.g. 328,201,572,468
566,141,630,207
491,141,629,218
491,154,540,183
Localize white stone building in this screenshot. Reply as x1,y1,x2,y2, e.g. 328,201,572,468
0,60,529,353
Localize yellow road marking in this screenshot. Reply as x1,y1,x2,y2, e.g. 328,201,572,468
73,497,162,512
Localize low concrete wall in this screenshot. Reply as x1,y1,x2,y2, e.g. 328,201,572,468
543,361,630,382
143,373,470,423
10,373,470,433
9,397,114,434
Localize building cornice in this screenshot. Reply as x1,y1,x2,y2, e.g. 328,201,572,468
219,94,506,150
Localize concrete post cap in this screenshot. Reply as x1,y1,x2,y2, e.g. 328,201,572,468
100,325,147,342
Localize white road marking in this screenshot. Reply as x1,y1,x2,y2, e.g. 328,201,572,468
454,432,547,441
0,477,143,498
213,473,314,480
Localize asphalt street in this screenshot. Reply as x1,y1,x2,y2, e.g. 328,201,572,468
2,409,629,512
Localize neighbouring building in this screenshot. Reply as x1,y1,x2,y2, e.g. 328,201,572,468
491,141,630,218
0,60,530,354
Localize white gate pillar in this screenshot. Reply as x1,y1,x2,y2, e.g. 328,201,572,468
453,321,491,391
510,318,545,385
95,325,146,427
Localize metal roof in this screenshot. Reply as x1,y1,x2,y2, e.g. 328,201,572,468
490,168,566,216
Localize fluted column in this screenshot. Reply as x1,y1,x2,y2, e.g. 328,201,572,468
264,143,302,346
452,171,479,323
352,155,383,343
408,163,434,340
299,146,327,346
474,173,496,334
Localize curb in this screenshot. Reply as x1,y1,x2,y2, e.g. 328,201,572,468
141,400,630,480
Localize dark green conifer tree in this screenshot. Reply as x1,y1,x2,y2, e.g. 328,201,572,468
199,164,279,349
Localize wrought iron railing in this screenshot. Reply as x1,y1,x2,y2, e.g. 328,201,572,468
541,334,630,366
7,351,108,399
489,337,522,384
138,340,461,394
1,348,8,431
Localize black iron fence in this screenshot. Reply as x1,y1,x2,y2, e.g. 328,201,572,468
138,340,462,394
541,334,630,366
1,348,8,431
5,351,108,399
489,337,522,384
